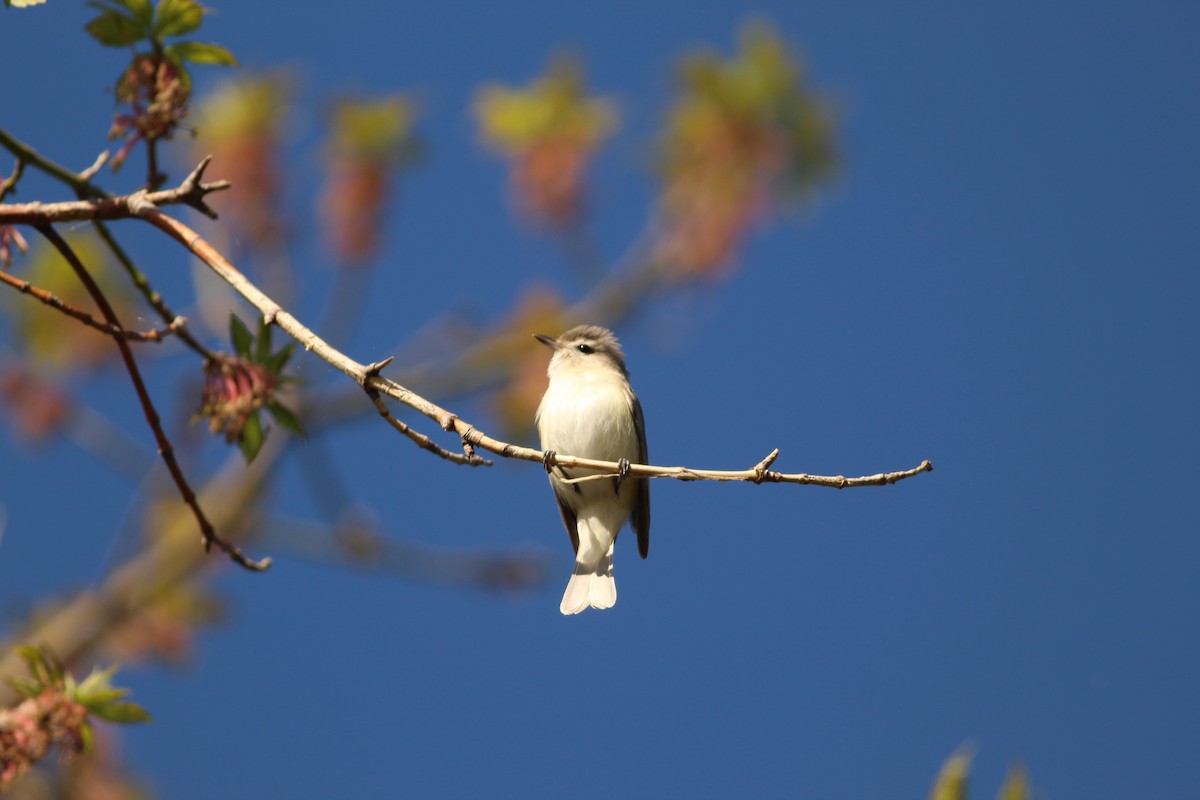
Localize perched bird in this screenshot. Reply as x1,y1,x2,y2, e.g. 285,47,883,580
534,325,650,614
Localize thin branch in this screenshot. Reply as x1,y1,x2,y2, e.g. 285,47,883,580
0,127,107,200
362,358,491,466
34,222,270,572
78,150,110,183
0,158,231,225
0,145,226,359
0,269,185,342
0,158,24,203
129,196,933,491
558,451,935,488
91,218,217,360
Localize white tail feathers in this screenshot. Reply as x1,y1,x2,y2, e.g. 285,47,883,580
559,548,616,615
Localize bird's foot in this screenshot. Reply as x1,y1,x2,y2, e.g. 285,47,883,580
615,457,631,491
541,450,558,474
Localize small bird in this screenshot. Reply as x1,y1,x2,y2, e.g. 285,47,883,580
534,325,650,615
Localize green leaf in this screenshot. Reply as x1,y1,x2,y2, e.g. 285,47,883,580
239,412,265,463
80,687,133,711
75,663,120,699
154,0,206,38
90,701,152,724
5,677,41,699
85,8,147,46
255,317,272,363
229,314,254,358
266,401,306,438
165,40,237,66
264,342,294,374
80,721,95,755
116,0,154,24
15,644,42,674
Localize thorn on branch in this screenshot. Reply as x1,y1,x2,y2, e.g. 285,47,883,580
360,356,395,387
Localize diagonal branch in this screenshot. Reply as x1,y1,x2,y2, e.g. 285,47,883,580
34,222,270,572
0,269,185,342
131,199,933,492
360,357,492,466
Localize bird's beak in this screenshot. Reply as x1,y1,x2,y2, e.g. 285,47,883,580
533,333,562,351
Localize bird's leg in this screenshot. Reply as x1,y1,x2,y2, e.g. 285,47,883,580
615,457,631,492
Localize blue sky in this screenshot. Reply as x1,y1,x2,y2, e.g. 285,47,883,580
2,2,1198,798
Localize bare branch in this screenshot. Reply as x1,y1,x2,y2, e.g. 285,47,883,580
0,165,230,226
34,223,270,572
0,270,185,342
134,205,933,491
361,357,492,466
0,158,24,203
77,150,111,183
559,453,934,488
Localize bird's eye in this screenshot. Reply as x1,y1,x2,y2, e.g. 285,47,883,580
577,343,594,355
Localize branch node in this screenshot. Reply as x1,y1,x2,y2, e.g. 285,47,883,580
125,189,155,217
439,413,457,432
751,448,781,483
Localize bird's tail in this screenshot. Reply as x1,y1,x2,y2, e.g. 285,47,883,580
560,544,615,615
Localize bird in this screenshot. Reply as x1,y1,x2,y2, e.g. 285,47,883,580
533,325,650,615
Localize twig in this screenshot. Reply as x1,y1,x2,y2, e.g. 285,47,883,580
0,270,185,342
0,159,231,225
558,451,934,488
90,219,217,360
34,222,270,572
78,150,110,183
0,142,225,359
361,357,491,467
0,127,106,200
0,158,24,203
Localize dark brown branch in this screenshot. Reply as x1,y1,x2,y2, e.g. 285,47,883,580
0,158,23,203
90,218,217,360
0,269,185,342
34,222,270,572
0,127,107,200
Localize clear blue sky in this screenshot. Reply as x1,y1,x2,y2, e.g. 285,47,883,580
2,2,1198,798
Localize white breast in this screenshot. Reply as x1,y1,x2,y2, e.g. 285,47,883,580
536,370,640,465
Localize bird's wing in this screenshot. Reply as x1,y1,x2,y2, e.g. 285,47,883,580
552,482,580,555
631,393,651,559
